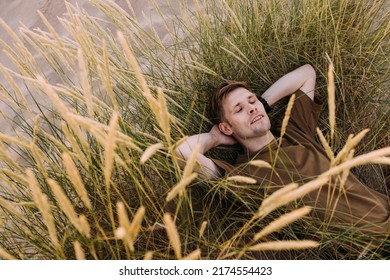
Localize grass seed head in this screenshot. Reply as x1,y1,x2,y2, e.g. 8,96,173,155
140,143,164,164
227,175,257,184
163,213,182,259
254,207,312,241
73,241,86,260
280,94,295,138
62,152,92,210
249,240,319,251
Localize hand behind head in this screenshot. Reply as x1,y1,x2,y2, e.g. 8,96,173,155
210,125,237,146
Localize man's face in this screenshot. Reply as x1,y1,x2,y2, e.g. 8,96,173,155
219,87,271,141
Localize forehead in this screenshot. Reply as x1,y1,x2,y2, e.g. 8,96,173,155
222,87,254,109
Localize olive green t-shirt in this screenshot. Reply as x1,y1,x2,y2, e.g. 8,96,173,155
212,90,390,237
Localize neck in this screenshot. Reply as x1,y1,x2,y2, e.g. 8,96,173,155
239,131,275,154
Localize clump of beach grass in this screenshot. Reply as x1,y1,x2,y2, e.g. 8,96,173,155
0,0,389,260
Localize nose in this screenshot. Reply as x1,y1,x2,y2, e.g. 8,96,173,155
248,104,257,115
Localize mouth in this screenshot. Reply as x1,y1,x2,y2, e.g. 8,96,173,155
250,114,264,125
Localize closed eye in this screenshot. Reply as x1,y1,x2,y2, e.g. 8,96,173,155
248,95,257,104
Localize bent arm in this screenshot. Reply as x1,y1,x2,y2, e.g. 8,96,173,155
261,64,316,105
175,126,236,179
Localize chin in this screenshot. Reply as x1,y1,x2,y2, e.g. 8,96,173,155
253,127,270,136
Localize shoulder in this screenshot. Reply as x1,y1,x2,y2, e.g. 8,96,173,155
292,89,322,117
287,89,323,137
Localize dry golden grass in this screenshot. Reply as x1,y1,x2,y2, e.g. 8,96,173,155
0,0,388,260
248,160,272,169
316,127,335,162
326,54,336,145
140,143,164,164
115,202,145,253
0,246,17,260
255,183,299,218
280,94,296,138
226,176,257,184
104,111,119,188
248,240,319,251
181,249,201,260
73,241,86,260
166,173,198,202
129,206,146,245
26,170,60,249
143,251,154,260
62,152,92,210
199,221,208,238
0,194,26,222
77,48,94,119
182,144,201,179
47,178,91,238
254,206,312,241
163,213,182,259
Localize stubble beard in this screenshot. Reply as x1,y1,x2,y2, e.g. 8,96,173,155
252,119,271,137
234,122,271,142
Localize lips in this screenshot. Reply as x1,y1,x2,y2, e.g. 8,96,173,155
250,114,264,124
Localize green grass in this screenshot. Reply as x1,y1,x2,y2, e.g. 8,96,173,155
0,0,389,259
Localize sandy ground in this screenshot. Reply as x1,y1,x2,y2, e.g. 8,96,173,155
0,0,194,137
0,0,187,70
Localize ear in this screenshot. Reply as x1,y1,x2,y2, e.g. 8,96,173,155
218,122,233,136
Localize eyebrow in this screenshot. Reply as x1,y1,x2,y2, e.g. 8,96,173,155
232,102,241,109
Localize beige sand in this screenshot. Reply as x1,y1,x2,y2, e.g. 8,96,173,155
0,0,194,137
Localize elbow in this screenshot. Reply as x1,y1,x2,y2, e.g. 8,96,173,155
304,64,316,79
174,141,192,161
174,146,187,170
174,145,185,160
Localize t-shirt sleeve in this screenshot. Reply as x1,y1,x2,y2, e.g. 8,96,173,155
210,159,235,176
287,89,322,137
210,158,251,178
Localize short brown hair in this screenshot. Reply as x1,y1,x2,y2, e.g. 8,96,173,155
210,80,250,124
